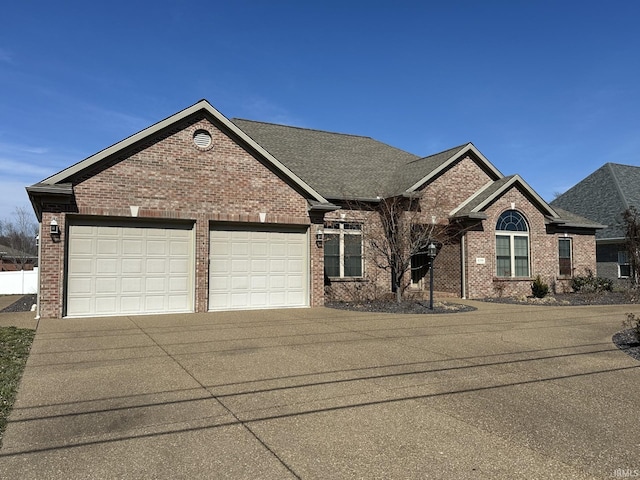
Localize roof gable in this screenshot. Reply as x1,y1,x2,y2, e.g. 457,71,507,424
31,100,330,206
403,143,503,193
452,175,559,219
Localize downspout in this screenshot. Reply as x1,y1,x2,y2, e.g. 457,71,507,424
461,233,467,299
35,222,41,321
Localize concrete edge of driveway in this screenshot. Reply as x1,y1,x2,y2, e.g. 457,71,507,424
0,311,38,329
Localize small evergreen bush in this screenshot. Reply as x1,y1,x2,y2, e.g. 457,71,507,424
531,275,549,298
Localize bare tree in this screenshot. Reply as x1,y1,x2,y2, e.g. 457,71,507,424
622,206,640,285
362,192,463,303
0,206,38,270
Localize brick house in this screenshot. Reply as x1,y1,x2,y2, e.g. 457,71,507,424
0,243,37,271
28,100,600,319
551,162,640,284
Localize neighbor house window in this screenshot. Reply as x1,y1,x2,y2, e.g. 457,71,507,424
559,237,572,276
324,222,363,278
495,210,529,277
618,251,631,278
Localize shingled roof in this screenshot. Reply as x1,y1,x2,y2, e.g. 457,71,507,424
232,119,421,199
551,163,640,240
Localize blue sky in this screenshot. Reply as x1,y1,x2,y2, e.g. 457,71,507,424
1,1,639,222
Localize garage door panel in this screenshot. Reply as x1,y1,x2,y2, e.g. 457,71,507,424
147,241,167,255
67,222,194,317
121,277,142,293
169,277,189,291
232,259,249,272
68,277,92,294
231,276,249,289
146,259,167,274
71,238,93,254
96,259,117,274
144,296,164,311
170,259,189,274
168,295,189,310
97,239,118,255
95,297,117,314
209,227,308,311
69,258,93,274
269,259,286,272
96,277,117,294
145,277,166,292
122,240,143,255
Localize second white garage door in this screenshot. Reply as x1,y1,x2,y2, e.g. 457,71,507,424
209,226,309,311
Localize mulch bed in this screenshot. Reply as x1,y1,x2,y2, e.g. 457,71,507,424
0,295,37,314
612,330,640,362
481,291,637,306
326,300,475,314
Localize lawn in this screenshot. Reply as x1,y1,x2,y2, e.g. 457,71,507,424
0,326,35,447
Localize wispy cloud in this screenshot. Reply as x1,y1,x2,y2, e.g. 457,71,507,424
79,103,151,133
0,157,54,178
0,47,12,63
240,97,305,127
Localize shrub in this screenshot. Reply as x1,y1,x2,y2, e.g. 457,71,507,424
571,270,613,293
623,312,640,342
531,275,549,298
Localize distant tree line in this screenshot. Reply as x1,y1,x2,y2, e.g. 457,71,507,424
0,206,38,270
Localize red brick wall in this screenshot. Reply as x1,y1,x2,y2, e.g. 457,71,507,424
37,115,322,318
418,155,496,220
463,186,597,298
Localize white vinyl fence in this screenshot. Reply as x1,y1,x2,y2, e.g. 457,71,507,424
0,268,38,295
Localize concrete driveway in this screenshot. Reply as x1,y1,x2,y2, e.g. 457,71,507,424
1,301,639,479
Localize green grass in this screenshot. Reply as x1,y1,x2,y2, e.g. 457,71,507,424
0,326,35,447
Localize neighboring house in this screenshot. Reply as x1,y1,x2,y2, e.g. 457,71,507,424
551,163,640,283
0,243,37,271
27,100,600,319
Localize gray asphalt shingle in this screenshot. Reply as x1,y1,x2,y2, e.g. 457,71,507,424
232,119,465,199
551,163,640,239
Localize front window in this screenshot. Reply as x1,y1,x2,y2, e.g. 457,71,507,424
495,210,530,277
618,251,631,278
324,222,363,278
559,238,572,276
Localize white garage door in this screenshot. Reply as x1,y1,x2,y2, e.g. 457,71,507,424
66,221,194,317
209,226,309,311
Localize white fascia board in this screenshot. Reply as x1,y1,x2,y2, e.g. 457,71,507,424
406,143,504,193
40,100,329,205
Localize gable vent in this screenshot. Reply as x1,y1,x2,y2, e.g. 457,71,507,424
193,130,212,148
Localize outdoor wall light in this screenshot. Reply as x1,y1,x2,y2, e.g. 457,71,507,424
315,227,324,247
50,218,60,237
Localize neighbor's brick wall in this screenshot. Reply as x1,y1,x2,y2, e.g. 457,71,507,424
38,115,322,318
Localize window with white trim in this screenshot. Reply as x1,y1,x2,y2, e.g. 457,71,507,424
495,210,530,277
324,222,363,278
559,237,572,277
618,251,631,278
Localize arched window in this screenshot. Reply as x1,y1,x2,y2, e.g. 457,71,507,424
496,210,530,277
